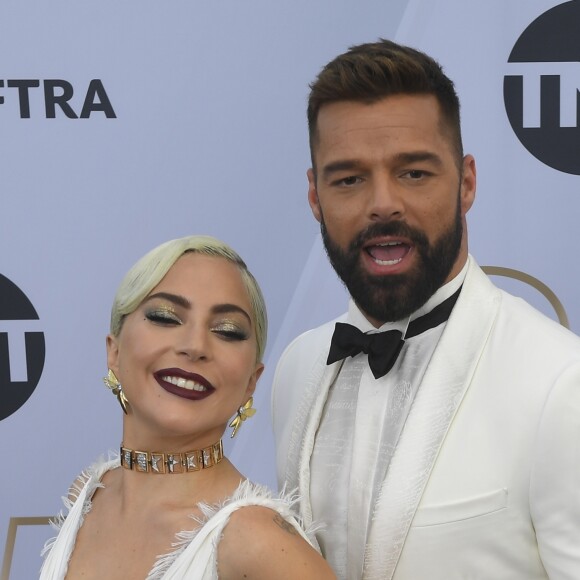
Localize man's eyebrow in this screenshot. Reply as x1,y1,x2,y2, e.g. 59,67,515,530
321,159,363,181
394,151,444,167
211,303,252,324
144,292,191,309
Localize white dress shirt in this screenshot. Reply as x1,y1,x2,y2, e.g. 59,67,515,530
310,264,467,580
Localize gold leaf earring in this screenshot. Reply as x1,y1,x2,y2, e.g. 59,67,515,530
229,397,256,438
103,369,129,414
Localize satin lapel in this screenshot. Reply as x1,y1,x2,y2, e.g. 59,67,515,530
283,352,343,527
363,262,501,580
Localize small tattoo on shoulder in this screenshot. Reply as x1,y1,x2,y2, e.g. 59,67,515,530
273,513,298,535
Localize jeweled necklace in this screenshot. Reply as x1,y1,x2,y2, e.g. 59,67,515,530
120,440,223,474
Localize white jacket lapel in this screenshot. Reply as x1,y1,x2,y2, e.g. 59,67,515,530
363,261,501,580
284,353,343,527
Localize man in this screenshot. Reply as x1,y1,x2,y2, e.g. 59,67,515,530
271,40,580,579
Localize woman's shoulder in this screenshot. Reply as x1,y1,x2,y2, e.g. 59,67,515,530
215,481,335,580
147,479,307,579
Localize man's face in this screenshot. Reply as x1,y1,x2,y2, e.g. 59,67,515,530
308,94,476,326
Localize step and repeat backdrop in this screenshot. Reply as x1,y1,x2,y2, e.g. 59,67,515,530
1,1,578,577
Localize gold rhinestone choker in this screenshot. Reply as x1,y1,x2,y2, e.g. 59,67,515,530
120,440,223,474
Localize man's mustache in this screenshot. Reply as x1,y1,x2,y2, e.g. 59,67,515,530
349,221,429,252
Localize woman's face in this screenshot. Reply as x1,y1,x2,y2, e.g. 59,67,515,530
106,253,264,445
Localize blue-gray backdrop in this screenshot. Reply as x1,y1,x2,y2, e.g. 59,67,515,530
1,1,577,578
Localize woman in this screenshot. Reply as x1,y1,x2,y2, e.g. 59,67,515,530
40,235,335,580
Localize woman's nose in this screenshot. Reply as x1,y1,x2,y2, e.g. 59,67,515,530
175,326,211,361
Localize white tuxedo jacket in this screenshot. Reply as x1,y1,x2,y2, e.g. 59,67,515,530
272,259,580,580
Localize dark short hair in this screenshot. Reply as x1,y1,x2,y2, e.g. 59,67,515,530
307,39,463,170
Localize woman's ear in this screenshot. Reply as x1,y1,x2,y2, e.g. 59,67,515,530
106,334,119,374
245,362,264,399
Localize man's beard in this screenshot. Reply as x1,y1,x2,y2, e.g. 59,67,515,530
320,198,463,323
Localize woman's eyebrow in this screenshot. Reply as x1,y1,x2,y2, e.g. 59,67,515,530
211,303,252,324
144,294,251,324
144,292,191,309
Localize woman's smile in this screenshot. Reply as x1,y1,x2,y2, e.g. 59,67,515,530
154,368,215,400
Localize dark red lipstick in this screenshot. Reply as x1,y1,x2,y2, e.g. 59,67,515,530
154,368,215,401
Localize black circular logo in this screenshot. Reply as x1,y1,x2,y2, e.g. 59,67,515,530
504,1,580,175
0,273,45,421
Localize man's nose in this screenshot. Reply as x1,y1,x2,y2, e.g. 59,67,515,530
368,175,405,221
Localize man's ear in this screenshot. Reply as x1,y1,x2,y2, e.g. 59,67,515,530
460,154,477,215
307,168,322,223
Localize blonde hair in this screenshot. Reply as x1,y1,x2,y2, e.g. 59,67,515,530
110,235,267,361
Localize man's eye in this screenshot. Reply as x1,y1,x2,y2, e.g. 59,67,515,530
339,176,361,186
406,170,427,179
145,309,182,325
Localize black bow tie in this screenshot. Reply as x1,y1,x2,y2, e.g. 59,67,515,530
326,287,461,379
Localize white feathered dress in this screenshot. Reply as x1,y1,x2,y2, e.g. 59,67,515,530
40,457,312,580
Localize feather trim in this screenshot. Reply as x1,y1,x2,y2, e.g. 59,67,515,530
40,455,119,562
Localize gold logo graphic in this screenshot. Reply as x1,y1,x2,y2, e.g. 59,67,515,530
481,266,569,328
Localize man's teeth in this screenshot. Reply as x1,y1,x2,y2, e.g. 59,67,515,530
369,241,404,265
162,376,207,391
374,257,403,265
